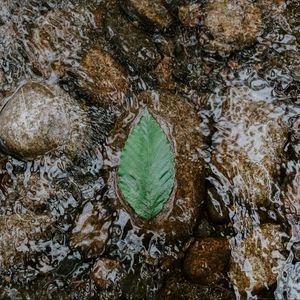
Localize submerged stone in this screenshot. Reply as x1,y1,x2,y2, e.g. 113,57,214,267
106,90,205,243
199,0,262,54
257,0,286,17
154,57,176,91
282,160,300,223
16,173,54,211
105,11,161,73
0,82,92,160
91,258,122,289
209,87,288,209
184,237,230,284
159,272,234,300
0,213,51,269
229,223,287,296
79,47,129,104
178,3,202,28
70,201,112,257
27,8,93,79
120,0,173,30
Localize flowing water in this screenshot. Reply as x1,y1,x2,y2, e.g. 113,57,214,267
0,0,299,299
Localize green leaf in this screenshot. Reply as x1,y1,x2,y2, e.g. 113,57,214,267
117,109,175,220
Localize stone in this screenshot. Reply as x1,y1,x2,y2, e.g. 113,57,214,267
184,238,230,284
172,48,215,92
163,0,187,13
206,185,230,224
159,272,234,300
209,87,288,209
70,201,111,258
105,11,161,73
293,242,300,261
79,47,129,104
0,213,51,268
178,3,201,28
289,115,300,159
0,3,27,89
16,173,54,211
106,90,205,243
90,258,121,289
195,218,212,238
229,223,287,296
257,0,286,17
281,161,300,224
154,57,176,90
27,8,92,79
0,82,92,160
119,0,173,30
199,0,262,54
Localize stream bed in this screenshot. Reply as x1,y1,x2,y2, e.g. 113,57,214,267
0,0,299,299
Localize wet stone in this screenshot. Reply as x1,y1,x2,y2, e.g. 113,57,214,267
206,185,231,224
293,242,300,261
289,115,300,154
195,218,212,238
172,46,215,92
78,47,129,104
90,258,122,289
257,0,286,17
27,8,92,79
199,0,262,54
159,272,234,300
154,57,176,91
70,201,112,258
119,0,173,30
0,82,92,161
184,237,230,284
178,3,201,28
0,213,51,269
209,87,288,209
229,223,287,296
163,0,188,13
16,173,54,211
105,11,161,73
282,161,300,223
106,90,205,243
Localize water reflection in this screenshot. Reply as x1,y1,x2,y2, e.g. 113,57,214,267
0,0,299,299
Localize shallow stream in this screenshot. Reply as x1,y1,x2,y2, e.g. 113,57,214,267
0,0,299,299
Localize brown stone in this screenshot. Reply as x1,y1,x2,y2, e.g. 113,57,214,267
0,213,51,268
16,173,53,211
0,82,92,160
229,223,287,295
209,87,288,208
257,0,286,17
282,161,300,223
199,0,262,54
178,3,201,28
105,90,205,243
105,11,161,72
28,9,91,79
79,47,129,104
159,272,234,300
70,202,112,257
91,258,121,289
120,0,173,30
289,115,300,159
154,57,176,91
184,237,230,284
